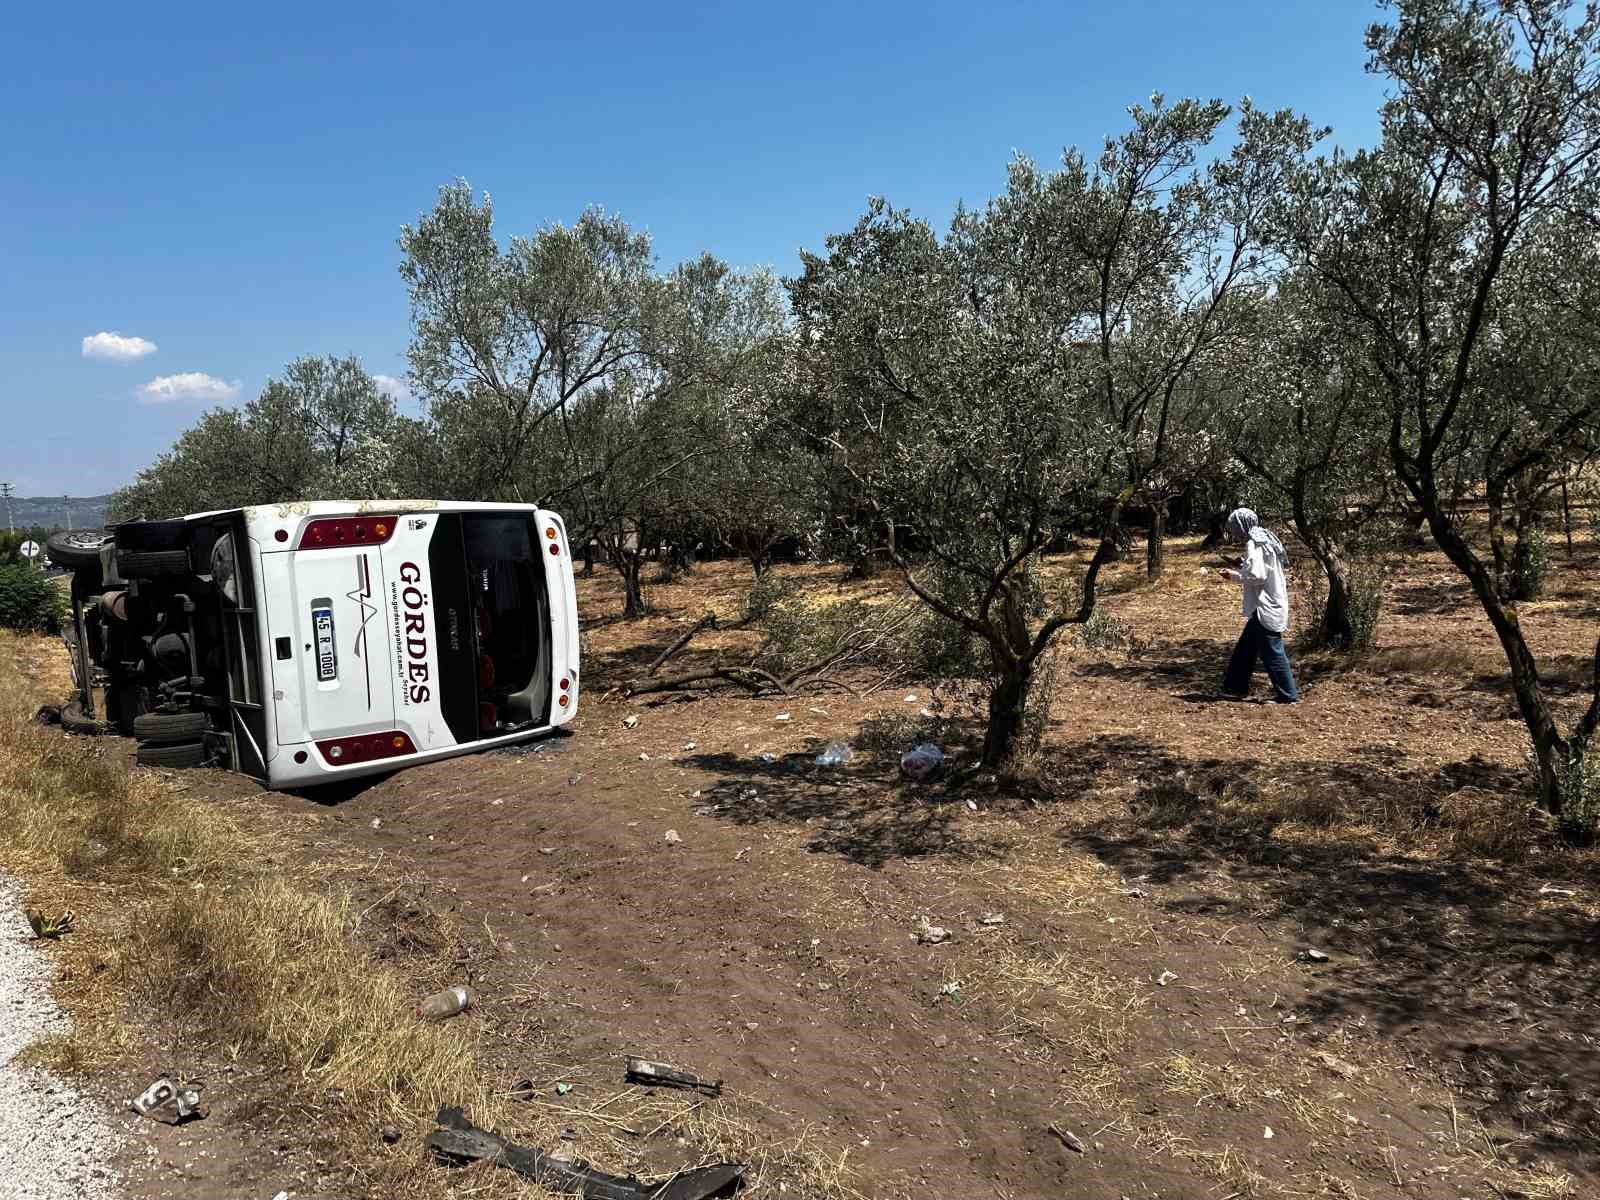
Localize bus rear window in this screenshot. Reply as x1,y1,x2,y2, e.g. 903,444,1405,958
463,516,551,729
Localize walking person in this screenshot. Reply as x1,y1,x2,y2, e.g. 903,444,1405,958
1217,508,1299,704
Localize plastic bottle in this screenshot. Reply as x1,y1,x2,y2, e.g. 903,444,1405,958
416,985,473,1021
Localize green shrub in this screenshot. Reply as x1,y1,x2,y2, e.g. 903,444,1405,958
1074,608,1130,652
1300,556,1387,652
1510,526,1548,601
1558,744,1600,841
0,565,65,634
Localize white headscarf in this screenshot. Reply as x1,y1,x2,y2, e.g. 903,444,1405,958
1226,508,1288,569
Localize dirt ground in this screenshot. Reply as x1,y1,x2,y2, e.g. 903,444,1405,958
38,535,1600,1199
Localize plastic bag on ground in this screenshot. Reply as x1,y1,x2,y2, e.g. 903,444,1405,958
815,741,854,767
899,743,945,781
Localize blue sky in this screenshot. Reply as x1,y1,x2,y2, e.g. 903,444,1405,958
0,1,1389,498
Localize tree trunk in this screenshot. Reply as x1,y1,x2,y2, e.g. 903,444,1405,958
581,541,595,577
620,553,646,619
844,549,876,580
1562,479,1574,558
981,662,1033,769
1199,509,1226,550
1424,502,1580,814
1319,553,1355,649
1145,507,1166,579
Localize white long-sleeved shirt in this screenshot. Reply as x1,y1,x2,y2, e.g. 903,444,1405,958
1236,540,1289,633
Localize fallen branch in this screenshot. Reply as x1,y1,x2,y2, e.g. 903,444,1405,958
625,662,771,697
648,612,718,676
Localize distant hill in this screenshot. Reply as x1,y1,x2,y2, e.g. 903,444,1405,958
4,495,111,532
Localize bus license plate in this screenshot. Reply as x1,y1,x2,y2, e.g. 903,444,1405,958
312,605,337,681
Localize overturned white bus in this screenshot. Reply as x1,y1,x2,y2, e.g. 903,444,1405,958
49,501,580,787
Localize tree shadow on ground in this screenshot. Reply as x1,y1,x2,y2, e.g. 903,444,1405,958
1075,637,1227,691
1063,749,1600,1171
679,748,1008,869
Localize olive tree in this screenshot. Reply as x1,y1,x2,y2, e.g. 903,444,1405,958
109,354,396,520
1051,96,1320,578
1230,281,1398,650
1279,0,1600,813
397,183,655,501
789,190,1117,768
529,257,790,614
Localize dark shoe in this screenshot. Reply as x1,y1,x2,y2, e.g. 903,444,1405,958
1217,690,1248,702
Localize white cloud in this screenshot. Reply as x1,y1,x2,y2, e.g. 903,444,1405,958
137,372,241,405
82,330,158,361
373,373,410,403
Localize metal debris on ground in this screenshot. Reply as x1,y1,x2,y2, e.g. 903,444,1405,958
624,1056,724,1097
427,1106,746,1200
128,1077,204,1124
1300,948,1330,963
1047,1124,1086,1154
1538,882,1576,896
1156,970,1178,987
623,716,639,729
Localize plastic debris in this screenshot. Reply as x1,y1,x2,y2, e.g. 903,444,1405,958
814,741,854,767
775,713,791,722
24,908,74,939
1156,970,1178,987
622,715,639,729
417,985,474,1020
899,743,945,782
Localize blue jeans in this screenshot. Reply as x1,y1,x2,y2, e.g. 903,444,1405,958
1223,614,1299,702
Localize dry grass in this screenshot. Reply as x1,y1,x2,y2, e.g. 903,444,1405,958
0,630,492,1134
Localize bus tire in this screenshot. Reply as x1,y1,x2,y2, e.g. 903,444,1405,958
114,519,189,552
46,530,112,574
136,741,209,769
118,549,190,579
133,711,210,745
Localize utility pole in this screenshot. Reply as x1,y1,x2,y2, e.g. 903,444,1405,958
0,483,13,535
